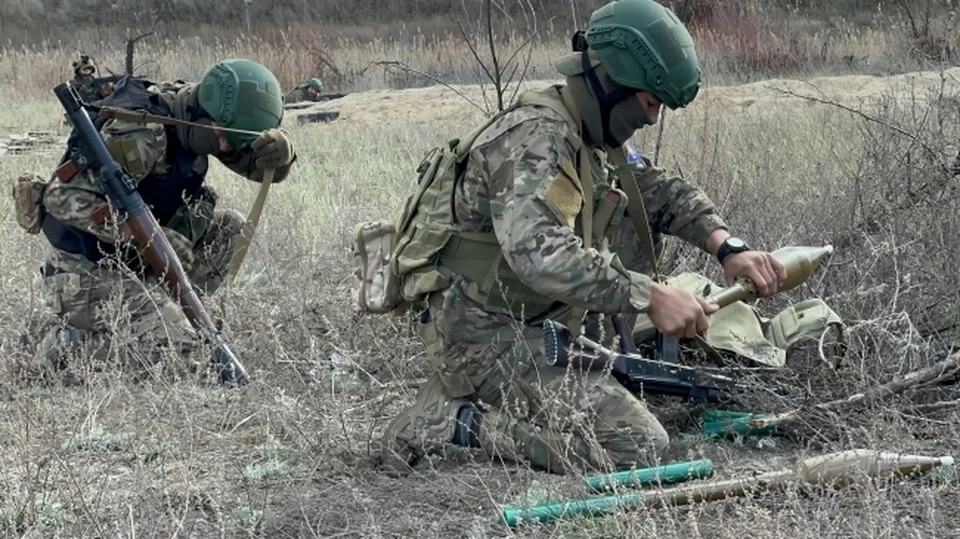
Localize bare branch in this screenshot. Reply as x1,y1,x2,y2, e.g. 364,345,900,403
125,32,153,75
751,350,960,430
486,0,504,111
456,20,494,114
369,61,487,115
768,85,953,176
457,21,496,88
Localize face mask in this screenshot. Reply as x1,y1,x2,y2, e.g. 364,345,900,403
173,84,223,155
184,118,222,155
567,53,658,149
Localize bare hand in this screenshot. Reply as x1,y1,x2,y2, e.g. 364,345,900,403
648,283,719,338
722,251,786,298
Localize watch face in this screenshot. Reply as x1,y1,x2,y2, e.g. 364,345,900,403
726,237,747,249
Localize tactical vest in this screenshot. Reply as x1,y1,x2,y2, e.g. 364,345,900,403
391,86,630,319
42,77,209,263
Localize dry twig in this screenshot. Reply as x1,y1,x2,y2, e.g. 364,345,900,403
751,350,960,429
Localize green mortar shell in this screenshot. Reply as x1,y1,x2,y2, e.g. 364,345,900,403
584,459,714,492
702,410,777,437
501,491,646,527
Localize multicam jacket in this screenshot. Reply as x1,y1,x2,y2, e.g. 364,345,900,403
42,77,293,271
393,85,726,337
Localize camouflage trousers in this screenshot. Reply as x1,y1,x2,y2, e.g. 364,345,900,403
413,292,668,475
32,207,245,379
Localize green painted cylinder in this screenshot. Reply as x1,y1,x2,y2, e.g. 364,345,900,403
501,492,646,527
701,410,777,438
585,459,714,492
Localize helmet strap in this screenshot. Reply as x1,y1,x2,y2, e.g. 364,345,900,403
581,50,635,148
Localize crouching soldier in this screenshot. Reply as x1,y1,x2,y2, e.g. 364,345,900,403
284,78,324,103
29,58,296,379
374,0,787,475
70,54,113,103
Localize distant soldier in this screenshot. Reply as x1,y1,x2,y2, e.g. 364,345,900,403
284,78,324,104
70,54,113,103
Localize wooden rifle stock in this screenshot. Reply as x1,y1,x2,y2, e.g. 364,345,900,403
125,213,248,385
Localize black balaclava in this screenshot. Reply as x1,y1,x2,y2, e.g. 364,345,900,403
566,51,657,149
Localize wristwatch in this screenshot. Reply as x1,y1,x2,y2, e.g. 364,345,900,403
716,237,750,265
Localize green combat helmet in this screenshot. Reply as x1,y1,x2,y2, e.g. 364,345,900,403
306,77,324,93
197,59,284,150
585,0,700,109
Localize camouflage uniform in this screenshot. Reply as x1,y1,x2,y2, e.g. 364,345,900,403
70,56,111,103
70,74,111,103
35,74,294,376
284,78,323,104
381,85,726,474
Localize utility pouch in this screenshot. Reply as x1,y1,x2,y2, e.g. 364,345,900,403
352,220,406,314
12,172,48,234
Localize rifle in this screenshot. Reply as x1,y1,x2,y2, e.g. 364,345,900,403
53,82,249,386
543,246,837,402
91,74,125,86
543,319,738,403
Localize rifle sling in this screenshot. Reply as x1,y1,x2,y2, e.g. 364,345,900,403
226,168,275,285
608,148,661,283
611,144,676,357
98,106,264,138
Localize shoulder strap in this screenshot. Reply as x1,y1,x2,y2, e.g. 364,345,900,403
516,89,579,131
453,88,580,161
555,87,593,335
554,88,592,251
609,148,661,282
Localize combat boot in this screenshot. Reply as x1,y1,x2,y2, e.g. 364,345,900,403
378,375,481,476
28,325,93,385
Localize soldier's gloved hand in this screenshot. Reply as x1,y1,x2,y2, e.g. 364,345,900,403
647,283,718,339
251,128,295,170
157,226,196,274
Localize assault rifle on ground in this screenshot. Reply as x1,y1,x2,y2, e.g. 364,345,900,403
53,81,249,386
544,318,739,403
91,74,128,87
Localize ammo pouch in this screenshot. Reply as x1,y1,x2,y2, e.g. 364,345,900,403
11,172,48,234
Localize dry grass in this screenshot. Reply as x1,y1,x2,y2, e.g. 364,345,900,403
1,6,960,537
0,3,958,104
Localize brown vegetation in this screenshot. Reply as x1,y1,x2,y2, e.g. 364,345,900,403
0,0,959,536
